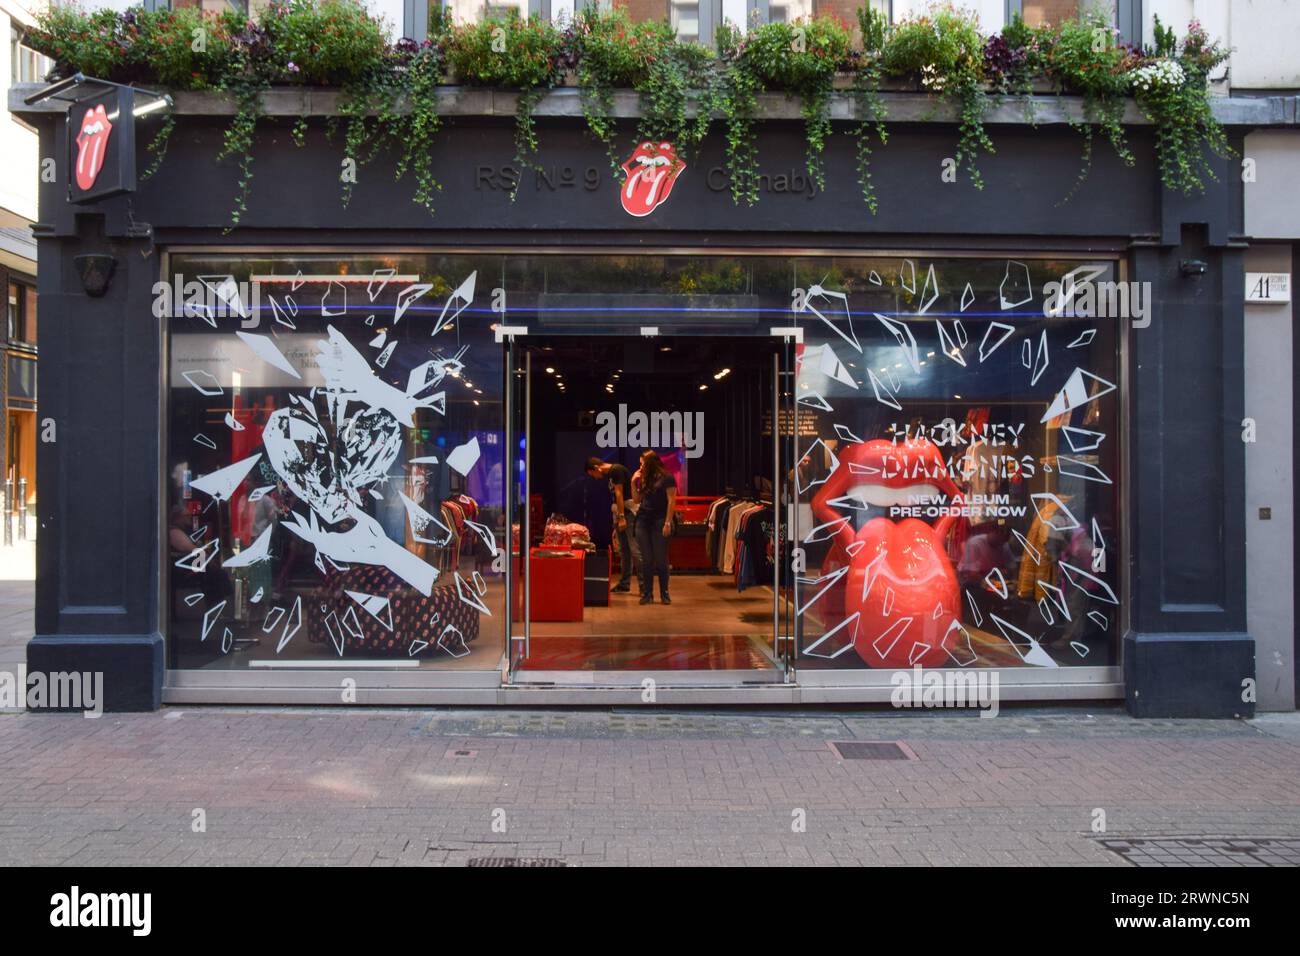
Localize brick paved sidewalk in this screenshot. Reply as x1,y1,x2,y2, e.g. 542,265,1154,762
0,706,1297,866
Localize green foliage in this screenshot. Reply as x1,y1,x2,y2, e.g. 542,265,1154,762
445,12,563,195
1133,18,1232,194
853,5,889,212
26,6,133,80
715,14,852,203
260,0,389,85
21,4,1238,219
882,5,993,189
1044,10,1138,192
130,8,245,90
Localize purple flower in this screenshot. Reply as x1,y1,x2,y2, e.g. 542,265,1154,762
287,61,299,73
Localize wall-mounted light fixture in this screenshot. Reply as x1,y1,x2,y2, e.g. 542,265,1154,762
1180,259,1208,276
74,254,116,297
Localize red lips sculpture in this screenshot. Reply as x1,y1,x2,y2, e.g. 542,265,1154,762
75,103,113,192
620,140,684,217
811,438,965,668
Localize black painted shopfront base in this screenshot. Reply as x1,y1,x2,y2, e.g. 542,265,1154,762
1124,633,1256,719
25,635,163,712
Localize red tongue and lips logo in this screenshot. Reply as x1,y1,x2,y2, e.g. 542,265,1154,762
620,140,684,217
812,439,964,669
75,104,113,192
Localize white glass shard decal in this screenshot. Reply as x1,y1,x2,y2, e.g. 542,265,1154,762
1059,561,1119,605
799,285,860,353
455,572,491,616
959,282,974,312
277,596,302,653
235,331,302,379
190,454,262,503
1030,330,1049,386
193,433,217,450
998,260,1033,310
943,620,977,667
431,272,477,336
1062,425,1106,452
796,565,849,616
1067,329,1097,348
815,343,858,389
990,614,1057,668
262,606,285,632
984,567,1008,600
437,624,470,658
182,369,223,396
1036,580,1071,621
871,617,912,660
224,412,244,431
1030,492,1080,531
797,392,833,412
366,268,397,301
917,264,940,314
802,516,851,544
803,612,859,658
1040,368,1117,423
1012,529,1041,565
795,439,838,493
1057,456,1112,484
393,283,432,325
447,438,481,476
935,320,967,366
223,524,274,567
321,280,347,317
346,590,394,632
200,600,227,642
464,518,498,555
977,322,1015,363
399,490,454,546
874,313,921,373
866,369,902,411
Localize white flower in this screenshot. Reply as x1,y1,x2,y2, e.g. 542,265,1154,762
1129,59,1185,92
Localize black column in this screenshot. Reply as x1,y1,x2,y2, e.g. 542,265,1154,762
27,209,163,712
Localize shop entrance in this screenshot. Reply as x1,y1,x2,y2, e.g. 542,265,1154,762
504,333,797,684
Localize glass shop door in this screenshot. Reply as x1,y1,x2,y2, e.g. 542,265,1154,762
504,338,531,680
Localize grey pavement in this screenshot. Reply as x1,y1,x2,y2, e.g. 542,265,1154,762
1,550,1299,866
0,706,1297,866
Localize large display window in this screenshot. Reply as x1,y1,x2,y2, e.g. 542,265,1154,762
790,257,1122,671
164,251,1121,681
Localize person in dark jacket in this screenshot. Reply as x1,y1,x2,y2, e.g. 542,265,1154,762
633,451,677,605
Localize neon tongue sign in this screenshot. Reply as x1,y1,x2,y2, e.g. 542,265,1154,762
620,140,684,217
75,103,113,191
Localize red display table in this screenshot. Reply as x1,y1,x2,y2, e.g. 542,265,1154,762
511,548,585,622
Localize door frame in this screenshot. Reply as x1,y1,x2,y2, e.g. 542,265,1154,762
504,326,798,686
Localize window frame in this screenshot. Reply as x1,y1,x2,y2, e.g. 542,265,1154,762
1005,0,1142,46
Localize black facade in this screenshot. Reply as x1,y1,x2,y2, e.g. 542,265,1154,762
15,88,1261,715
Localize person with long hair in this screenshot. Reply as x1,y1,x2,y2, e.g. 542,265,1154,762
633,451,677,605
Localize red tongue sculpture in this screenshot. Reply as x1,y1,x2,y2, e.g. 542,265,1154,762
811,438,964,668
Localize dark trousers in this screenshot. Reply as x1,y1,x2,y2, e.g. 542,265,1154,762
635,514,670,597
615,508,635,587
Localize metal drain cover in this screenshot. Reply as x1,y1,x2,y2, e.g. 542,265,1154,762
1099,838,1300,867
467,857,566,868
829,741,914,761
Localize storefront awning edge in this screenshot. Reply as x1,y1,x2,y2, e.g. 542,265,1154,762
10,84,1297,128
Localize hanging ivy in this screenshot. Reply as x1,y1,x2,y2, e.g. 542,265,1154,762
22,1,1241,221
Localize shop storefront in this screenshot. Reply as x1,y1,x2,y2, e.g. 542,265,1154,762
15,85,1264,715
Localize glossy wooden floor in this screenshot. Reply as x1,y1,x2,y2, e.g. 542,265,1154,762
521,575,782,670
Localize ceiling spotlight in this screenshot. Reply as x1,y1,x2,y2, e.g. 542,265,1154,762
699,384,708,391
713,368,731,380
545,367,555,374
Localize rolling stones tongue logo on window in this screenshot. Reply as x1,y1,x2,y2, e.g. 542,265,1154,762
75,104,113,192
620,140,684,217
811,438,966,669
